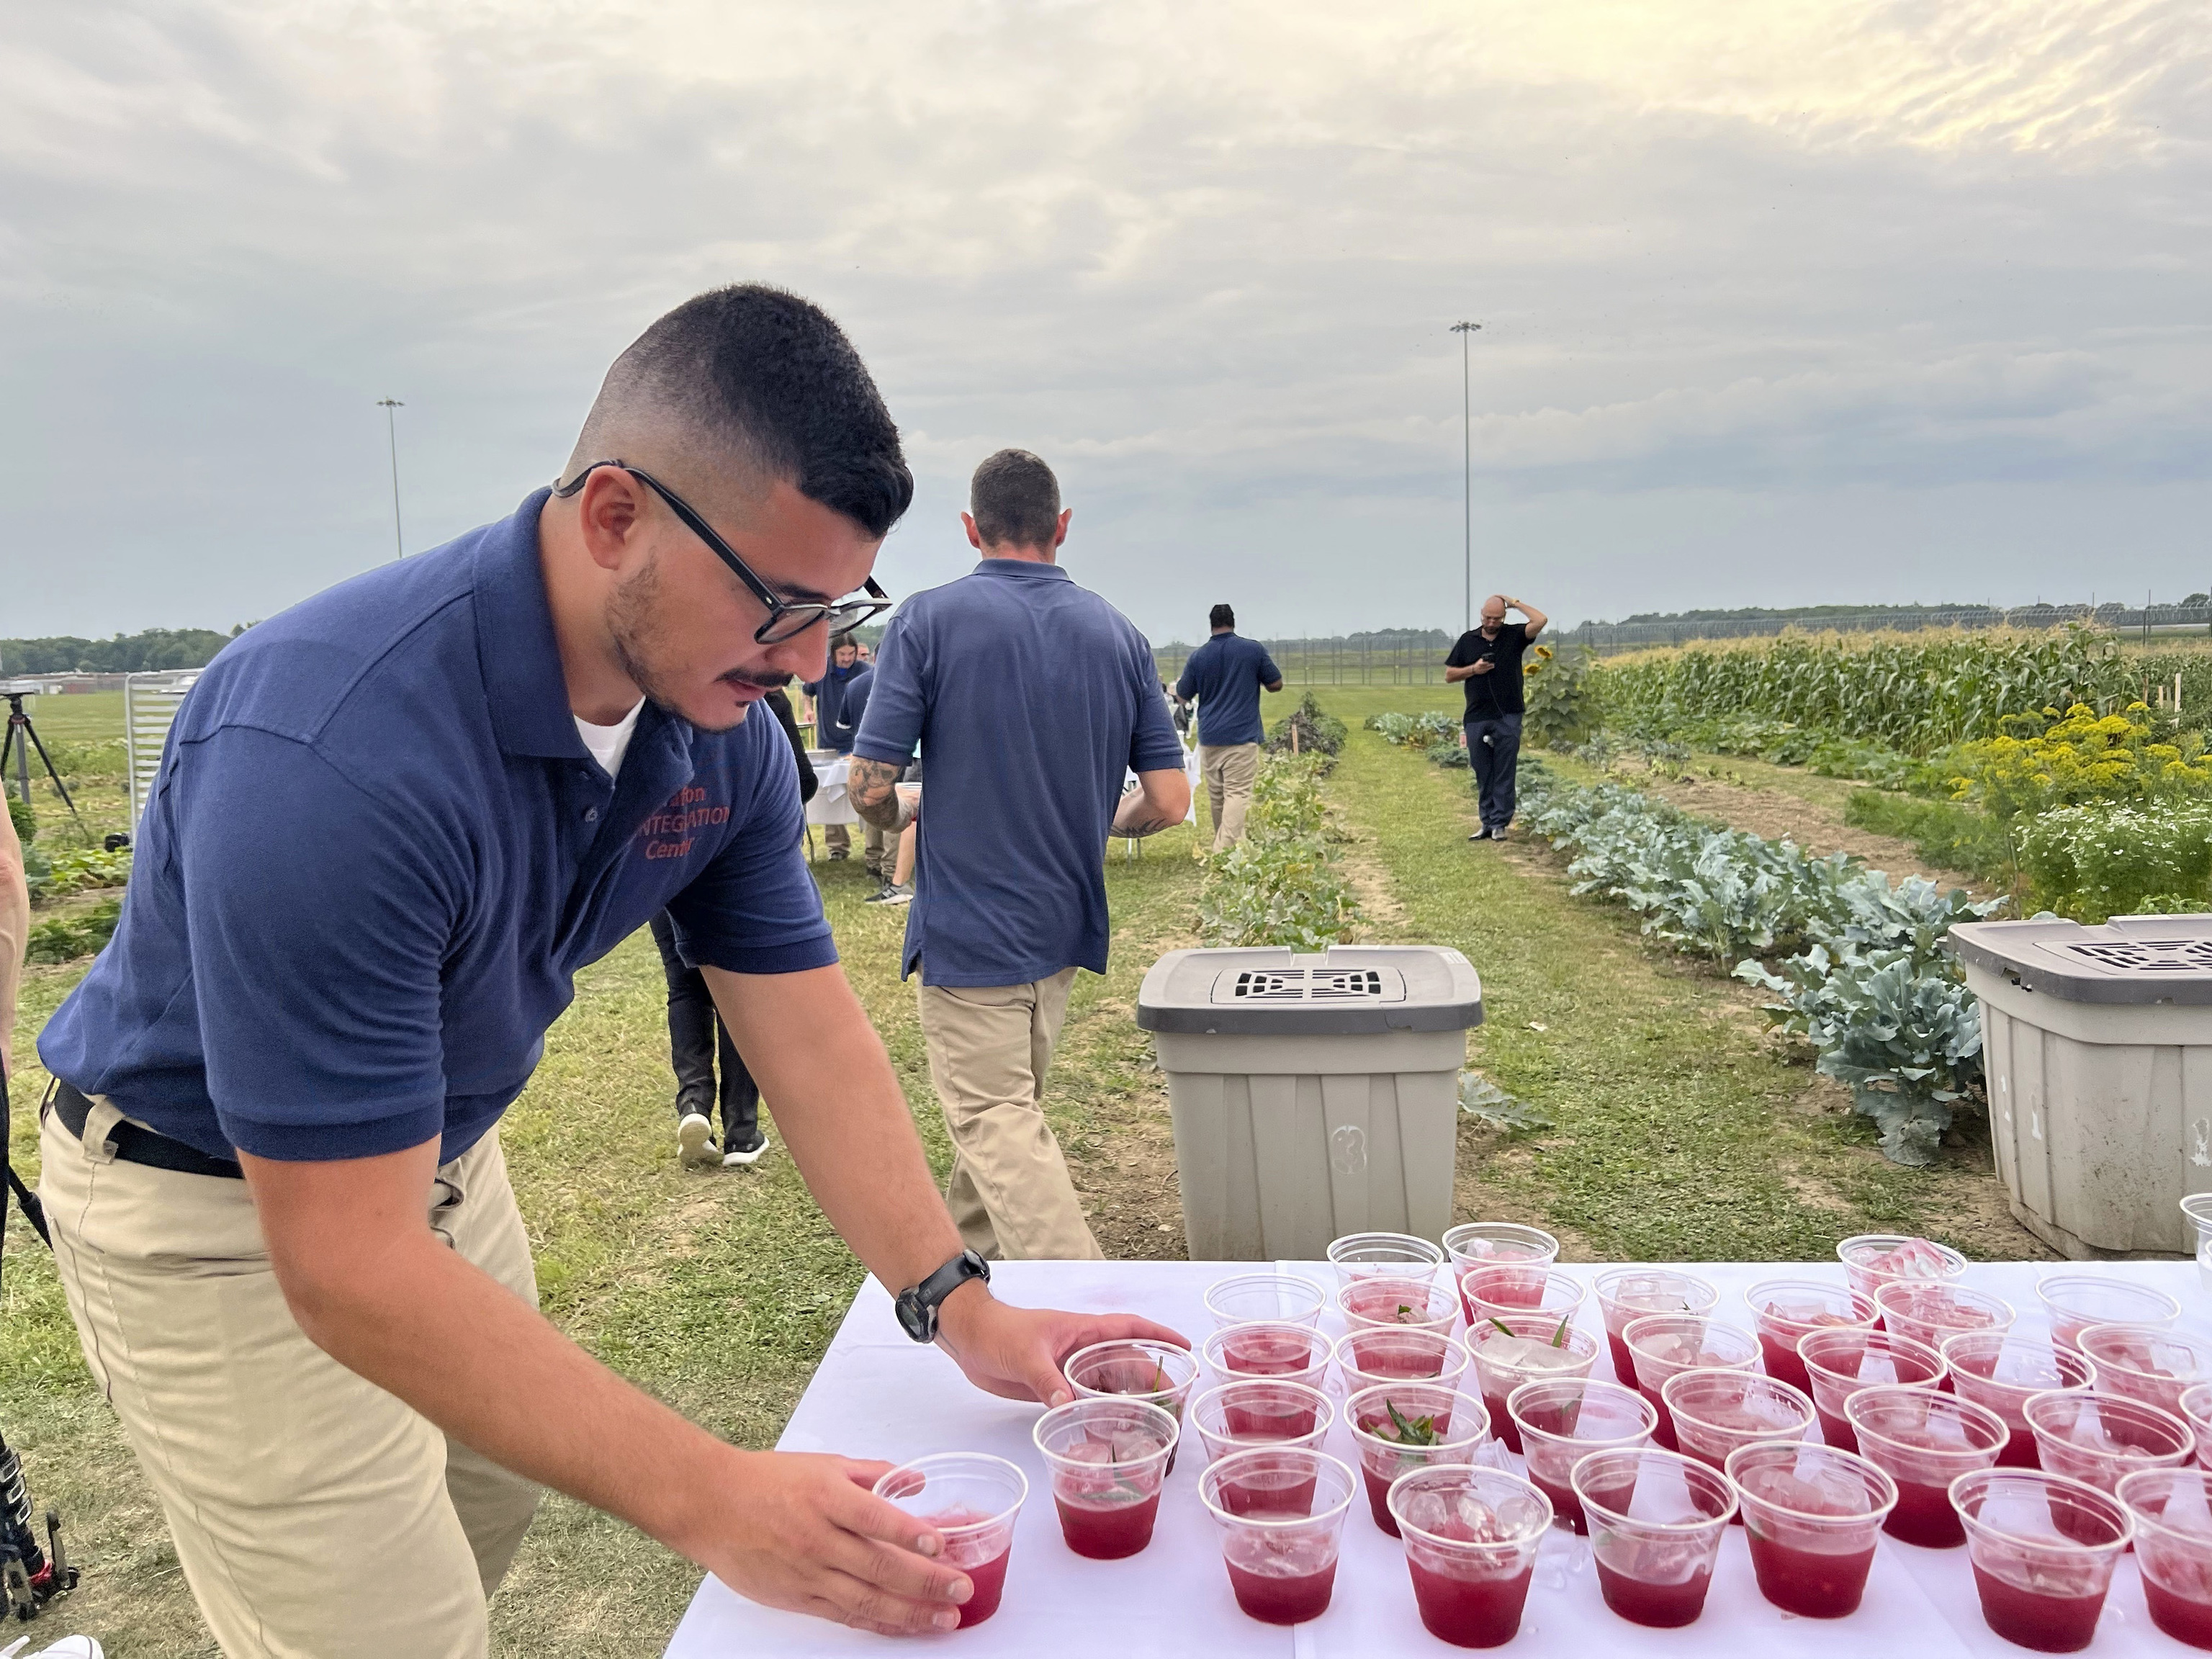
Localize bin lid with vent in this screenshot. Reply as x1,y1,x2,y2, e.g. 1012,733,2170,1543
1136,945,1483,1035
1946,917,2212,1005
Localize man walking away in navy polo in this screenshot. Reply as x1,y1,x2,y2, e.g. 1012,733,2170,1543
850,450,1190,1262
1445,592,1549,840
1173,603,1283,850
803,632,882,876
34,289,1180,1655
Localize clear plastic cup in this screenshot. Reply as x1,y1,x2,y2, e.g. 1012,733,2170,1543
1875,1280,2017,1354
1065,1339,1200,1474
1743,1278,1875,1395
1444,1223,1560,1322
1033,1398,1178,1560
1190,1380,1335,1464
1460,1267,1587,1334
2036,1274,2182,1352
1952,1467,2134,1653
1464,1313,1599,1453
1571,1447,1738,1628
1661,1370,1815,1486
2185,1382,2212,1471
1333,1326,1472,1394
1620,1314,1759,1452
871,1453,1028,1629
1388,1465,1553,1647
1836,1233,1968,1301
2118,1467,2212,1649
1595,1268,1719,1389
1198,1448,1357,1625
1328,1231,1447,1290
1342,1382,1488,1536
2183,1196,2212,1295
1725,1441,1898,1619
2077,1323,2212,1416
1798,1326,1948,1455
1509,1377,1657,1535
1845,1385,2010,1547
1335,1274,1458,1342
1204,1322,1331,1390
1205,1272,1327,1330
1942,1329,2098,1469
2023,1390,2196,1495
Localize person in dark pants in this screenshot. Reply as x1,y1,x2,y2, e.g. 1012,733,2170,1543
660,685,816,1169
1444,593,1548,840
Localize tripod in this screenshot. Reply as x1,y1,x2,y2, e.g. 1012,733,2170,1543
0,693,85,840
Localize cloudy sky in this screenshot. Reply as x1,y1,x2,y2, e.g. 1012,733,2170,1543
3,0,2206,644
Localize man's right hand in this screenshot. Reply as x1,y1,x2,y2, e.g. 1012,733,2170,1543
1469,658,1496,675
695,1449,976,1636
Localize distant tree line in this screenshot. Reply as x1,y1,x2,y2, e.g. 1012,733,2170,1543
1,624,251,675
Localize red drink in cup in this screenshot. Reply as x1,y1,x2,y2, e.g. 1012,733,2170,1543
2035,1273,2182,1352
2023,1389,2196,1496
1336,1274,1458,1347
1619,1313,1758,1451
1204,1272,1326,1331
1205,1320,1327,1382
1331,1326,1470,1393
1797,1326,1946,1454
1190,1380,1334,1464
872,1454,1029,1629
1065,1338,1198,1476
1726,1440,1898,1617
2119,1467,2212,1649
1744,1278,1874,1395
1844,1385,2008,1547
1572,1447,1736,1628
1941,1330,2096,1469
1465,1312,1598,1453
1875,1280,2016,1357
1660,1370,1815,1493
1033,1398,1178,1560
1595,1269,1719,1388
1460,1265,1586,1334
1954,1468,2134,1653
1344,1382,1488,1535
1444,1223,1559,1323
1509,1377,1656,1534
1199,1448,1356,1625
2079,1323,2212,1416
1388,1465,1553,1648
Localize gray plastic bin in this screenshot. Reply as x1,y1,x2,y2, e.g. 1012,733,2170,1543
1948,916,2212,1260
1135,945,1483,1261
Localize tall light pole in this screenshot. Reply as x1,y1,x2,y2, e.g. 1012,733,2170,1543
1450,322,1480,632
377,397,405,560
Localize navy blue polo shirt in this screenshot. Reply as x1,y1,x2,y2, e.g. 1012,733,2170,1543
1174,632,1282,747
853,559,1183,986
38,489,836,1165
804,662,871,755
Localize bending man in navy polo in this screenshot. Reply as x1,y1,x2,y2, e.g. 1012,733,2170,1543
1173,601,1282,850
35,287,1179,1656
849,449,1190,1262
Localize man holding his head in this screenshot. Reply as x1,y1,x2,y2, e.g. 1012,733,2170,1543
1445,592,1549,840
33,288,1179,1654
1173,602,1283,850
851,450,1190,1263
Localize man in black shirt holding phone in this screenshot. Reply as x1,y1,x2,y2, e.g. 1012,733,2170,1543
1444,593,1548,840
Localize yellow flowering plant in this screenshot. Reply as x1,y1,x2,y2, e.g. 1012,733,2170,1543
1950,703,2212,821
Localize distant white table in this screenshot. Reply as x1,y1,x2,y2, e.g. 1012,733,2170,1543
666,1256,2203,1655
806,755,858,827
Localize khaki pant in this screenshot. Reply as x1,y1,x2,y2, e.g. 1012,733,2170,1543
1200,742,1260,850
822,819,888,875
40,1101,542,1659
917,968,1102,1261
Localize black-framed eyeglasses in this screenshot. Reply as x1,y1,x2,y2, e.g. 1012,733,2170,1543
552,460,892,644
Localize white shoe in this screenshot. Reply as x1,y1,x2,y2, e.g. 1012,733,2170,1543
678,1112,720,1169
10,1640,106,1659
721,1132,771,1168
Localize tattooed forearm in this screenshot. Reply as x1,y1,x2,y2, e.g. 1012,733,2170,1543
848,757,910,832
1112,811,1179,839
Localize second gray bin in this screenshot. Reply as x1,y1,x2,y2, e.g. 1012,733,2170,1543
1136,945,1483,1261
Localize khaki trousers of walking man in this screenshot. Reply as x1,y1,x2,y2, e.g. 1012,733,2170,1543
40,1097,541,1658
1200,741,1260,851
917,968,1102,1260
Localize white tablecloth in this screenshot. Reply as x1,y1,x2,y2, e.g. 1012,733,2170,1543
806,756,858,827
665,1257,2205,1657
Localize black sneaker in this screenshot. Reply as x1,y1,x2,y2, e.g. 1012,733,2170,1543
721,1130,770,1167
1491,825,1511,842
1470,829,1493,842
864,881,914,906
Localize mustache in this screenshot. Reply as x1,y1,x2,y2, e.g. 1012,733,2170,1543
719,667,793,690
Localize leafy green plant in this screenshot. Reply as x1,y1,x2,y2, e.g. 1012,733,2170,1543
27,844,132,901
6,794,34,844
1522,642,1596,749
2013,802,2212,922
1198,752,1361,948
1841,791,2011,885
1267,692,1347,765
1424,739,1470,770
1949,703,2212,822
26,896,122,963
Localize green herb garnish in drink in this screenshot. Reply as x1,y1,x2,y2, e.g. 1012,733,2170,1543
1383,1400,1440,1447
1551,1314,1570,1349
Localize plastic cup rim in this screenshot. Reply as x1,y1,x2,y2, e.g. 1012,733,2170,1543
2182,1380,2212,1424
2116,1467,2212,1547
1328,1231,1447,1269
1441,1220,1560,1264
2180,1194,2212,1226
1844,1385,2011,1460
1344,1385,1491,1454
1460,1267,1589,1320
1593,1266,1721,1312
1032,1397,1182,1473
1064,1337,1200,1398
1334,1275,1457,1326
1874,1279,2018,1325
2021,1388,2196,1459
1744,1277,1875,1329
2077,1322,2212,1382
1385,1464,1554,1550
1569,1446,1740,1531
1467,1313,1599,1357
1938,1328,2097,1391
2034,1274,2184,1322
1660,1368,1817,1437
1835,1233,1968,1277
1204,1272,1326,1326
1949,1466,2134,1555
1724,1440,1899,1523
1202,1321,1331,1383
1621,1312,1760,1370
1797,1326,1948,1388
1506,1376,1658,1444
873,1452,1031,1536
1190,1378,1337,1442
1196,1447,1357,1531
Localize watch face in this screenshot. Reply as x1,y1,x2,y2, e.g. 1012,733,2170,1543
896,1292,932,1342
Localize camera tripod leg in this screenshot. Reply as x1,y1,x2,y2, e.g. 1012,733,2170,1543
1,704,86,839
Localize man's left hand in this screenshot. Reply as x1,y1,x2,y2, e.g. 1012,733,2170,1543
935,1284,1187,1407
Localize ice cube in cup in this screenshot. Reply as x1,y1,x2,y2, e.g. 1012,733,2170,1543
1660,1370,1815,1482
1571,1447,1737,1628
1941,1328,2098,1469
1190,1379,1334,1464
1460,1267,1586,1334
1620,1313,1759,1452
1033,1398,1179,1560
1465,1313,1597,1453
1327,1231,1447,1290
2118,1467,2212,1649
1797,1326,1947,1455
1835,1233,1966,1302
873,1452,1029,1627
1743,1277,1874,1394
1336,1274,1457,1341
1596,1268,1719,1388
1874,1280,2016,1354
1443,1223,1559,1321
1725,1441,1897,1619
2077,1323,2212,1416
2023,1389,2196,1496
1387,1465,1552,1647
1952,1468,2133,1653
2036,1273,2182,1352
1845,1385,2009,1547
1509,1377,1656,1534
1343,1381,1488,1536
1197,1448,1357,1625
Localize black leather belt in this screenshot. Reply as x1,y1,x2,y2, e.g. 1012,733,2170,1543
49,1081,245,1179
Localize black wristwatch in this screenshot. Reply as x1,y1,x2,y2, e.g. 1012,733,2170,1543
896,1249,990,1342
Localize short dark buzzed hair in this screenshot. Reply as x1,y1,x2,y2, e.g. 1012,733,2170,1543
569,284,912,537
969,449,1061,550
1210,603,1235,630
